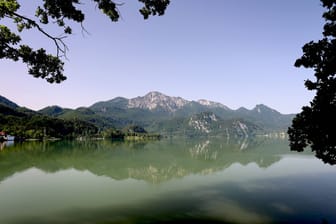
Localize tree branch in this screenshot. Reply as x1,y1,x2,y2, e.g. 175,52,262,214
7,11,68,58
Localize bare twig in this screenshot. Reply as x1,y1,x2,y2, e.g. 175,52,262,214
80,22,90,37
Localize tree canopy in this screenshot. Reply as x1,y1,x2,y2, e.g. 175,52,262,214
0,0,170,83
288,0,336,164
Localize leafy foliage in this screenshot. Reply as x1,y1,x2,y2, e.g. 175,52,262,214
0,0,170,83
288,0,336,164
122,125,147,134
102,125,160,140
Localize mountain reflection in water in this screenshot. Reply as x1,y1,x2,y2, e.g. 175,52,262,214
0,138,335,224
0,138,287,183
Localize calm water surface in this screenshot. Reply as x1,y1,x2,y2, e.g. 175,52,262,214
0,138,335,224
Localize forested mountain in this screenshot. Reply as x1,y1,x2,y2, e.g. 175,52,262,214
0,95,19,109
0,98,97,140
38,105,69,117
88,91,294,133
1,92,294,139
148,111,263,138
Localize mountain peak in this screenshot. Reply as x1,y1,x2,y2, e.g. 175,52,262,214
144,91,166,97
253,104,279,114
236,107,249,111
38,105,68,117
197,99,230,110
128,91,188,112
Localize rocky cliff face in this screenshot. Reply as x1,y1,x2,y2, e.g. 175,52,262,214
188,112,220,134
128,91,188,112
182,112,263,138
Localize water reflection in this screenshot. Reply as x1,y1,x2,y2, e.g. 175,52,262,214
0,139,334,224
0,140,13,150
0,138,292,183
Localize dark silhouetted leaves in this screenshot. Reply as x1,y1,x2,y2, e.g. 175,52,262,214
0,0,170,83
288,0,336,165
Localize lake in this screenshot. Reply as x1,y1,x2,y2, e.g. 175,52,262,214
0,138,335,224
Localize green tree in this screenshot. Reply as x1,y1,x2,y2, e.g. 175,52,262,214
0,0,170,83
103,128,124,139
288,0,336,164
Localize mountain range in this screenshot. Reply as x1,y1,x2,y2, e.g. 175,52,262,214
1,92,295,138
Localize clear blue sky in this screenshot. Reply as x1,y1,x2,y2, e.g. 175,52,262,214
0,0,324,114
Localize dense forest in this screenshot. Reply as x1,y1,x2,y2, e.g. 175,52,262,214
0,101,159,141
0,104,98,140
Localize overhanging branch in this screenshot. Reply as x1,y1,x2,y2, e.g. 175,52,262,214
6,11,69,58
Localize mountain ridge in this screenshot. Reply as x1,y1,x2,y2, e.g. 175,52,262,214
1,92,295,137
0,95,19,109
87,91,294,134
90,91,291,115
